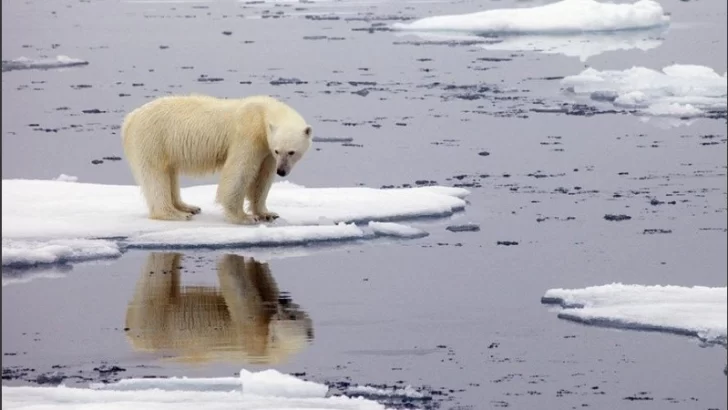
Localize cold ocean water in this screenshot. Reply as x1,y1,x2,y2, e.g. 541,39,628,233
2,0,726,408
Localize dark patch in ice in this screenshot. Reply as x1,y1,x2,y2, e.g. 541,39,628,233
270,77,308,85
197,75,224,82
604,214,631,221
496,241,519,246
446,224,480,233
624,392,654,401
643,229,673,234
36,371,65,385
312,136,354,143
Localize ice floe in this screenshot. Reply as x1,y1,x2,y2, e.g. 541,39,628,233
542,283,727,346
367,221,429,239
2,239,121,269
1,55,89,72
392,0,669,35
1,179,468,268
2,369,386,409
561,64,728,117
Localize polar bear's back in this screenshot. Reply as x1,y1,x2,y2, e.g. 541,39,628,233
122,95,254,175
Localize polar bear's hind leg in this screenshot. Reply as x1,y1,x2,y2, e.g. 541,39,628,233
169,168,202,215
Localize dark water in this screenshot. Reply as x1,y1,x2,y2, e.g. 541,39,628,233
2,0,726,408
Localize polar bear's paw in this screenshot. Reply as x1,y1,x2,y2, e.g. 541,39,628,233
225,213,261,225
150,209,194,221
177,203,202,215
254,211,279,222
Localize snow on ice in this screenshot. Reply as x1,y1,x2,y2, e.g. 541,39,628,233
542,283,728,346
392,0,669,35
2,368,386,410
1,179,468,268
561,64,727,117
367,221,429,239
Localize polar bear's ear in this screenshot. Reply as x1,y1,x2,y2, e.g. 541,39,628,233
304,126,312,138
268,123,276,135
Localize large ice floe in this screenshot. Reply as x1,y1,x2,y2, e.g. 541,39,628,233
1,368,388,410
391,0,670,61
542,283,728,346
392,0,669,35
561,64,728,118
1,179,468,268
1,55,89,72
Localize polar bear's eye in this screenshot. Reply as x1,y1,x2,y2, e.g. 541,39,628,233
274,150,279,154
288,151,295,156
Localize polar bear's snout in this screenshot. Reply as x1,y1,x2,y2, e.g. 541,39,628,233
277,168,288,177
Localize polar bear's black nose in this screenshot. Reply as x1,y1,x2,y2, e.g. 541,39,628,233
277,169,287,177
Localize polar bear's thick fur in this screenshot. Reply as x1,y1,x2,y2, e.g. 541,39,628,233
121,94,312,224
124,252,314,363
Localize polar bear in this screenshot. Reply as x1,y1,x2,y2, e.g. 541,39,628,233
124,252,314,364
121,94,313,224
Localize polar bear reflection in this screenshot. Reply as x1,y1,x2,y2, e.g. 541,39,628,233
125,253,313,364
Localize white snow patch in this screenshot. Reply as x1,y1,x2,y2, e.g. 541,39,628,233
3,369,384,409
128,222,367,248
53,174,78,182
561,64,728,117
368,221,428,239
542,283,728,345
1,180,468,266
392,0,669,35
346,384,427,399
2,238,121,268
2,55,89,72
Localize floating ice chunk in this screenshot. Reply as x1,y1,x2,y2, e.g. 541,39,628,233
6,368,386,409
368,221,428,239
1,238,121,268
1,180,468,266
643,102,704,117
128,223,367,249
2,55,89,72
542,283,728,346
53,174,78,182
392,0,669,35
91,376,241,392
562,64,728,117
91,369,329,398
240,369,329,398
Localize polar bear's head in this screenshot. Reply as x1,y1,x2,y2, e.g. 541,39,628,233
268,124,312,177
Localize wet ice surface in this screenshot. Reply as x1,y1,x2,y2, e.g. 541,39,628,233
392,0,670,34
1,180,466,266
542,284,727,346
2,0,727,408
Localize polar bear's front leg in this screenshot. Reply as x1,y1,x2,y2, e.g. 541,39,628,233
249,155,279,222
216,153,260,225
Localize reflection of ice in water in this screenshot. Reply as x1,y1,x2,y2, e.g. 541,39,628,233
125,253,313,364
393,27,666,61
482,28,665,62
1,55,88,72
